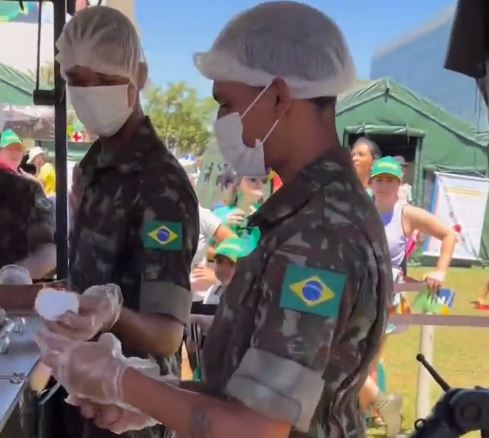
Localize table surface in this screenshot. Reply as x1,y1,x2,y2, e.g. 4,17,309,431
0,317,40,433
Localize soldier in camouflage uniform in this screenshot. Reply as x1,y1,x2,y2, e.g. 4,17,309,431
38,3,391,438
0,129,56,280
41,6,199,438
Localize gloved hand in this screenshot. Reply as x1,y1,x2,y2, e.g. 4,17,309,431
43,284,123,341
36,330,128,405
68,397,159,435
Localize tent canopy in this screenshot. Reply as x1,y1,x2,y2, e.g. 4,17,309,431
0,61,35,106
336,77,487,171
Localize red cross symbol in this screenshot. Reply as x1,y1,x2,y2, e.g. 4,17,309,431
72,132,82,142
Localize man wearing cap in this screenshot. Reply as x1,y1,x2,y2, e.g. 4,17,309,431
36,6,199,438
0,129,24,173
28,146,56,197
0,131,56,280
39,3,391,438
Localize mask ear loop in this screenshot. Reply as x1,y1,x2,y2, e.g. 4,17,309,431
241,82,273,119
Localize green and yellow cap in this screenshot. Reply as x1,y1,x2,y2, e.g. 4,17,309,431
0,129,22,149
371,156,403,180
215,237,253,263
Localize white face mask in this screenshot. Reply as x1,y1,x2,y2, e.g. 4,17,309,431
214,84,280,177
68,84,133,138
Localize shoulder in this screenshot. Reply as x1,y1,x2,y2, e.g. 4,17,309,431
212,205,235,220
142,149,197,207
1,171,41,196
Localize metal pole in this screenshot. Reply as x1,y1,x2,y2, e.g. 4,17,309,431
415,325,435,419
53,0,68,279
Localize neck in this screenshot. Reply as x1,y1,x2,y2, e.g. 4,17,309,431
274,111,341,184
358,173,370,189
375,198,397,215
100,104,145,149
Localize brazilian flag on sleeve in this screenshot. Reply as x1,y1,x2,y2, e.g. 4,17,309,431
142,221,183,251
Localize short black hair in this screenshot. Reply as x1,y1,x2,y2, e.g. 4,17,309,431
352,136,382,160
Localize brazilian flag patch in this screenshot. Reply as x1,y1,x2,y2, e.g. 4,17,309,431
142,221,182,251
279,264,346,318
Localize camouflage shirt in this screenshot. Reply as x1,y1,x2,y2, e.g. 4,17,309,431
202,148,392,438
68,117,199,438
0,169,54,269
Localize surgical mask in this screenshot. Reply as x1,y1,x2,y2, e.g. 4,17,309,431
214,84,280,177
68,85,133,138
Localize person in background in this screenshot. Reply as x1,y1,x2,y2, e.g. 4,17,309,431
38,3,391,437
351,136,382,195
186,237,252,378
394,155,413,205
190,206,235,300
0,132,56,280
38,6,199,438
0,129,24,174
212,176,264,248
28,146,56,197
359,156,457,436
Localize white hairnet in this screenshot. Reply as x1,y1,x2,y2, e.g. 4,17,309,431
56,6,144,84
194,1,356,99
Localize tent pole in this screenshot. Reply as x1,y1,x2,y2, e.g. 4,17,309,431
53,0,68,279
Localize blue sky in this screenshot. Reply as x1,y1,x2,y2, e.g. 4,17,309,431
136,0,456,97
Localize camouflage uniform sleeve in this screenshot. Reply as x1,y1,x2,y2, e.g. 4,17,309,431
137,183,198,325
27,183,55,253
225,227,377,431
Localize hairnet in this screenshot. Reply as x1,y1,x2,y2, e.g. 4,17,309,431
56,6,144,84
194,1,356,99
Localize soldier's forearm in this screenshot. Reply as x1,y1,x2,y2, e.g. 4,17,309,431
17,243,56,280
112,307,184,357
0,285,41,312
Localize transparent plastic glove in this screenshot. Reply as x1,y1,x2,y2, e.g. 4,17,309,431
424,270,446,292
44,284,123,341
69,398,159,435
37,331,128,405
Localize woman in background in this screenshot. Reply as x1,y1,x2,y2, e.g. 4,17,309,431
212,176,264,249
360,157,457,437
351,136,382,195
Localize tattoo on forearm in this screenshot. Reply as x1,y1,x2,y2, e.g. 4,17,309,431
190,406,212,438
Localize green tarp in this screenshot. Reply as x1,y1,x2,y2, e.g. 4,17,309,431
0,62,34,105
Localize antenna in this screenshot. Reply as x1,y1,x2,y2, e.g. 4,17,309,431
416,354,451,392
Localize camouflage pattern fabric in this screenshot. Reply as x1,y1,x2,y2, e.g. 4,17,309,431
67,117,199,438
0,169,54,268
202,148,392,438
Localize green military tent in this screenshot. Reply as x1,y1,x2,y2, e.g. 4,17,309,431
0,62,34,105
336,77,489,261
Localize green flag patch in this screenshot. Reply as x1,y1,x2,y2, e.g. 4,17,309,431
280,264,346,318
142,221,182,251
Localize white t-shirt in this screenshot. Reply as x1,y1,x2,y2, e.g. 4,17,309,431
192,206,222,268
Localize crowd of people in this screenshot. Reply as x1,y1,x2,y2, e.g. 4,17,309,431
0,2,463,438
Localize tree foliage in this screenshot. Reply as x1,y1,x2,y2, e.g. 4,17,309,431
144,81,217,155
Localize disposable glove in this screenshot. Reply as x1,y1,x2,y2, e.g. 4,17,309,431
43,283,123,341
37,330,128,405
67,397,159,435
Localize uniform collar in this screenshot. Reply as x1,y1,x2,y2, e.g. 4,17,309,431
80,117,163,176
249,147,355,229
